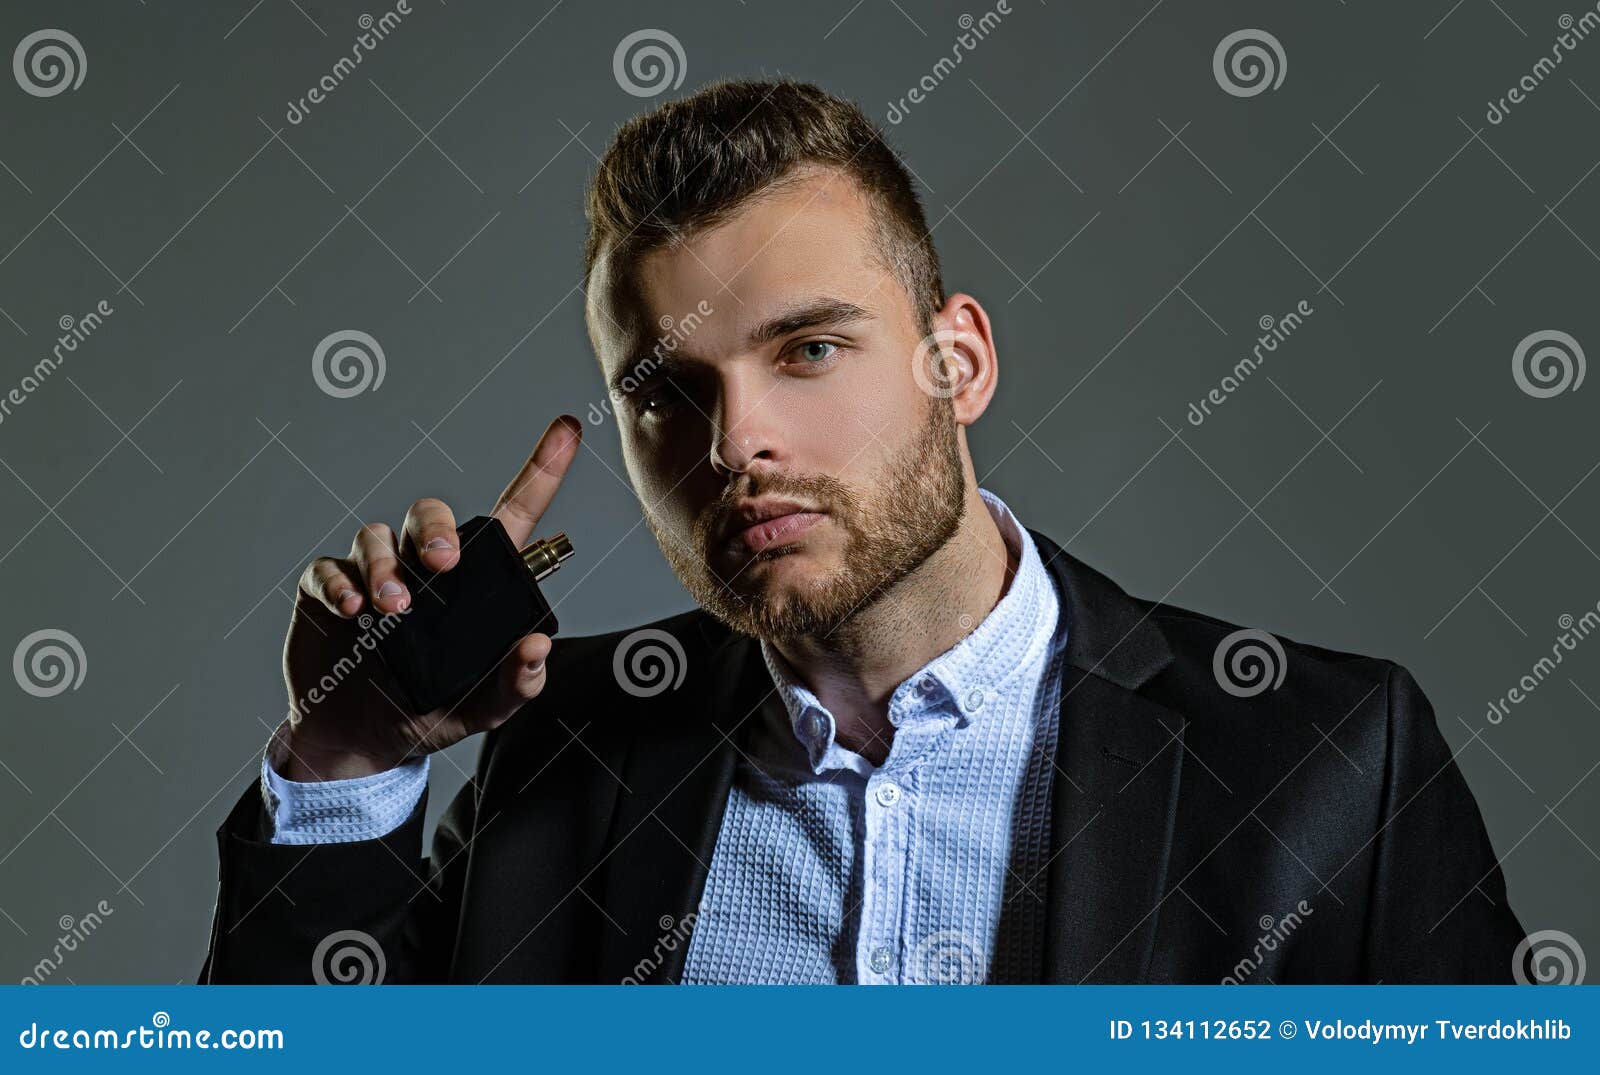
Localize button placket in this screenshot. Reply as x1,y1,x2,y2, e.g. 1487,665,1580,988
857,767,913,983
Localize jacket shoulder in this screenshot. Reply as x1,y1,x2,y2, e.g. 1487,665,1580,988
1137,593,1410,738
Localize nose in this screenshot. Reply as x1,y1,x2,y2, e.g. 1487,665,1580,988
708,375,781,476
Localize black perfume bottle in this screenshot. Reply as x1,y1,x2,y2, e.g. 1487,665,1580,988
373,515,573,714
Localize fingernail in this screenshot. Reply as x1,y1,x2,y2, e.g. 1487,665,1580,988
424,537,452,551
336,588,358,605
524,659,545,675
378,581,403,598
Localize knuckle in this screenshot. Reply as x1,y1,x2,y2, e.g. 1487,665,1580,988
302,557,334,589
358,523,398,558
311,559,355,603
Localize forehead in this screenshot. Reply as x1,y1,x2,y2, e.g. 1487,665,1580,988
589,168,900,362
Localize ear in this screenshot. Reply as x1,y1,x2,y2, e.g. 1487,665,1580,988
915,292,997,425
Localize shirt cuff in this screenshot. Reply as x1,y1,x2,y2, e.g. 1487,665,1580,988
259,751,429,845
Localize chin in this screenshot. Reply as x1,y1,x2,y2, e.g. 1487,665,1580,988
723,550,828,600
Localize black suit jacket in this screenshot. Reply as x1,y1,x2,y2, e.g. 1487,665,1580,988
200,530,1526,983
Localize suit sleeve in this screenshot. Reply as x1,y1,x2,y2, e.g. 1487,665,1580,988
1360,662,1527,982
197,737,491,984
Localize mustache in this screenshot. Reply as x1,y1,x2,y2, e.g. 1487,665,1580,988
698,474,854,547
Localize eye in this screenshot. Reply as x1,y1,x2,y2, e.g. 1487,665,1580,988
632,383,680,417
798,341,836,363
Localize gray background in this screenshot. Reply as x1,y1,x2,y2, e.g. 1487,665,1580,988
1,0,1596,982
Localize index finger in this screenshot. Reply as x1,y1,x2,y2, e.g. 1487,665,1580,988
491,414,582,547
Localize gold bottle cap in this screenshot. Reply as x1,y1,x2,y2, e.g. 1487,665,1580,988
520,532,574,581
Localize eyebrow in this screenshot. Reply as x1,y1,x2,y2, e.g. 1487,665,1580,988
606,298,874,395
608,349,690,396
748,299,872,344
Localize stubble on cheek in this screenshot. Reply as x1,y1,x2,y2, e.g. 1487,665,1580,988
636,394,966,643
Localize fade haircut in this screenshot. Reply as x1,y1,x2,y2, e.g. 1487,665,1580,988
584,79,944,332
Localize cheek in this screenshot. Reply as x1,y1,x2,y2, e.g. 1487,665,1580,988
621,427,669,501
623,425,703,529
792,361,911,466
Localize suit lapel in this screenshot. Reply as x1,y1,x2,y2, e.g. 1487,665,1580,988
1031,529,1186,983
590,622,766,984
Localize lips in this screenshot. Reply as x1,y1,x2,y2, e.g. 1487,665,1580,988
732,511,826,554
719,499,827,555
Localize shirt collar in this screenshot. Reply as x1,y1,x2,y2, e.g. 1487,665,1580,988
759,486,1060,772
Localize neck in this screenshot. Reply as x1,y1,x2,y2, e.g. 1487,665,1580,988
770,483,1016,764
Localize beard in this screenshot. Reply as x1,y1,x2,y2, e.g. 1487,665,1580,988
643,394,968,644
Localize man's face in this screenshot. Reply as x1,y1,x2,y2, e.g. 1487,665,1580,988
588,167,968,643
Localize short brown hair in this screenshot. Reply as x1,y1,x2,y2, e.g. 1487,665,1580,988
584,79,944,329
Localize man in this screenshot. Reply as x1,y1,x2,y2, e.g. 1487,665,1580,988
201,80,1526,984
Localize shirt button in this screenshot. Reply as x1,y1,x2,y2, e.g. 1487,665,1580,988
802,712,825,740
874,782,901,807
868,946,892,974
964,688,985,713
918,676,935,694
